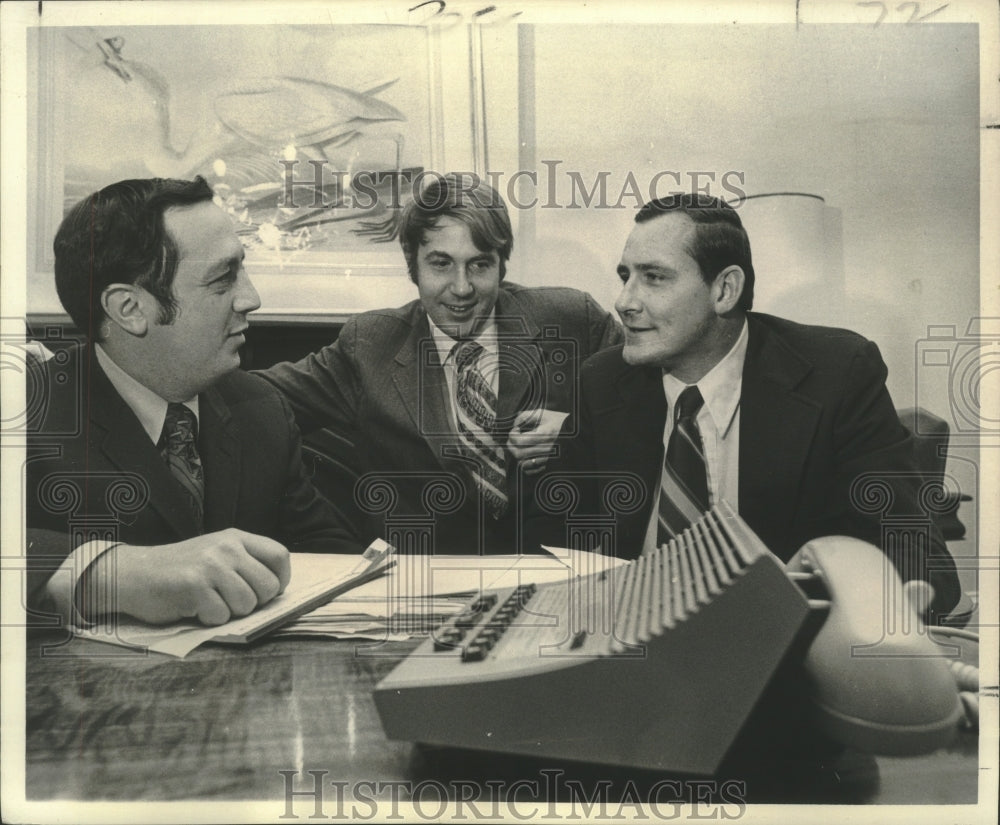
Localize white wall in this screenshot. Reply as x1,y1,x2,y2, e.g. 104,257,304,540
497,24,979,421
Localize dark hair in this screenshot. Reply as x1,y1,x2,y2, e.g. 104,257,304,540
53,176,216,340
398,173,513,283
635,193,755,311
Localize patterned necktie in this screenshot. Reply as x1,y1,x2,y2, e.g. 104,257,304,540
657,385,709,543
453,340,508,520
160,402,205,528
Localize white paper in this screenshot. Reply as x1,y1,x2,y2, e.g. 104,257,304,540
76,550,392,657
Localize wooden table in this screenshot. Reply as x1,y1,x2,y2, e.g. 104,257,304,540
23,629,980,810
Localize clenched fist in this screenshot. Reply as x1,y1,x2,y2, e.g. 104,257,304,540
84,529,291,626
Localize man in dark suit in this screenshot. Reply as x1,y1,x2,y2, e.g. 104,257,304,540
27,177,359,629
528,194,960,617
259,174,622,555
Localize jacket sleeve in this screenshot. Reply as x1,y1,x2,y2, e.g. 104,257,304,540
523,361,602,553
254,318,362,438
255,321,367,538
274,389,365,553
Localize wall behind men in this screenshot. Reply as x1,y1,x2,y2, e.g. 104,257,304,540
492,23,980,427
25,21,980,425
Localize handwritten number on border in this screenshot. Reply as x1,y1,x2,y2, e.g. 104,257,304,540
857,2,949,26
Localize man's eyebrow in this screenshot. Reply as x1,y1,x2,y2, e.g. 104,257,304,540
631,262,674,273
204,252,244,278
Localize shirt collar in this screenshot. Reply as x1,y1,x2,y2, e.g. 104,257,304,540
662,318,748,437
95,344,199,445
428,311,499,366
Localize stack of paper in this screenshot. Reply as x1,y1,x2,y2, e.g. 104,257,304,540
273,547,628,642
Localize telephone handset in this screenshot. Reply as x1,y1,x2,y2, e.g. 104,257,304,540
787,536,964,755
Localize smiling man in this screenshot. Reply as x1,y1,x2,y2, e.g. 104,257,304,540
259,173,622,554
26,177,360,630
529,193,960,619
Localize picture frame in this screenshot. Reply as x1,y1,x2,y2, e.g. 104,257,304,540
28,19,503,320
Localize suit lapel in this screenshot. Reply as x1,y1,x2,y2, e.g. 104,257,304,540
615,363,668,516
738,316,822,532
389,292,549,469
495,293,543,435
391,314,455,471
199,385,241,532
86,351,200,538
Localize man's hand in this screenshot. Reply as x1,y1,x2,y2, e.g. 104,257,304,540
507,408,569,476
84,529,291,626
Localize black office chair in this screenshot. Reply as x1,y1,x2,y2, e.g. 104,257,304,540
897,406,971,541
897,406,975,627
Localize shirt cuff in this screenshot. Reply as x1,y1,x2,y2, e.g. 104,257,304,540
43,540,119,628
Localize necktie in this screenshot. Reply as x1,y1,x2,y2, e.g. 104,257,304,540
453,340,508,520
160,402,205,528
656,385,709,543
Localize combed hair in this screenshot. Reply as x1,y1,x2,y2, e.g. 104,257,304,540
398,173,513,282
54,176,216,339
635,193,755,311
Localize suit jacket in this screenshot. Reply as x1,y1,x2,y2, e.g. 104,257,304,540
527,312,960,615
25,344,360,613
258,283,623,555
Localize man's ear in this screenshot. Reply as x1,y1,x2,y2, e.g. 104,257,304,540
713,266,745,315
101,284,150,336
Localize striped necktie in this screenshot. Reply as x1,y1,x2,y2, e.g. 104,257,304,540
160,402,205,528
656,385,709,543
453,340,508,520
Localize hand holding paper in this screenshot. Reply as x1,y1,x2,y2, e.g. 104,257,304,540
77,538,395,657
84,529,291,626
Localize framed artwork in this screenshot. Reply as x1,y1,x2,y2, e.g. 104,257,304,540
29,21,494,317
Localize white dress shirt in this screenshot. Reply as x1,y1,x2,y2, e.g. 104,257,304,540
643,319,749,553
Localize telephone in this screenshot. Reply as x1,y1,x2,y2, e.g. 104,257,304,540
374,503,970,775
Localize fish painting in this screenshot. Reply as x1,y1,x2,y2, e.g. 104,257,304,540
66,30,416,249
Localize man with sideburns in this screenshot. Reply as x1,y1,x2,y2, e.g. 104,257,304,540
27,176,360,629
